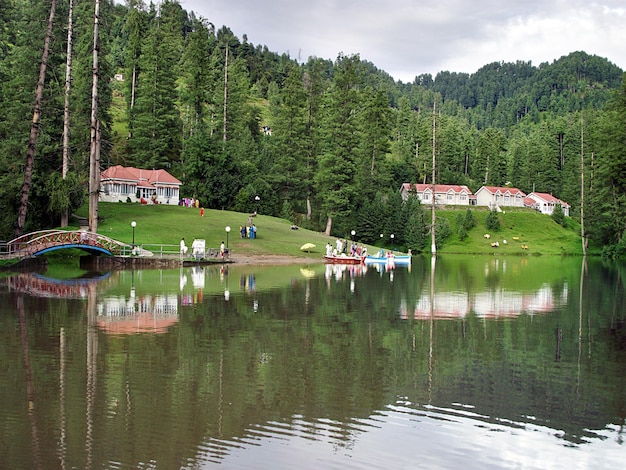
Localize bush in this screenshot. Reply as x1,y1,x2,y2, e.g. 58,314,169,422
551,204,567,227
464,208,476,230
485,209,501,231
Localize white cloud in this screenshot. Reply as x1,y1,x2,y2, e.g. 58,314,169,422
178,0,625,82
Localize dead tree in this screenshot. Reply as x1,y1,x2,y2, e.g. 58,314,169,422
16,0,57,237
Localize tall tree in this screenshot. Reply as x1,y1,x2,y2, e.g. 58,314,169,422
127,0,183,168
315,54,362,236
267,63,309,212
60,0,74,227
16,0,57,237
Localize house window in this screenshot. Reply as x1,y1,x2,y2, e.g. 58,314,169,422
460,195,467,201
447,194,453,201
159,186,175,198
423,194,430,201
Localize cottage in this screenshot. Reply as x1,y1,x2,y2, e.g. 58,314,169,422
474,186,526,210
100,165,181,205
525,192,570,217
400,183,474,206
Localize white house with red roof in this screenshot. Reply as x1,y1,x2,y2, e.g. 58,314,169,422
400,183,474,206
99,165,181,205
525,192,570,216
474,186,526,210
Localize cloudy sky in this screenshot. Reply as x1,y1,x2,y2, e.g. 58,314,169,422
175,0,626,83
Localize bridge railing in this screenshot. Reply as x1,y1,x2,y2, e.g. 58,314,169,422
2,230,131,259
1,231,226,260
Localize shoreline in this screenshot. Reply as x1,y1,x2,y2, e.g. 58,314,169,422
230,253,326,265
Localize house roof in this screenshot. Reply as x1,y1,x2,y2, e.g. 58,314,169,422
524,197,538,207
101,165,181,186
528,192,570,207
477,186,526,196
401,183,472,194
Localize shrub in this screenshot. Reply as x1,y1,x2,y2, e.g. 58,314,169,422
551,204,567,227
485,209,501,231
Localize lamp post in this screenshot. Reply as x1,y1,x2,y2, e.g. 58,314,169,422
254,195,260,214
390,233,395,252
351,230,356,241
131,221,136,248
225,225,231,249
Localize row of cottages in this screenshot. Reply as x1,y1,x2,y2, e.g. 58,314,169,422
99,165,182,205
400,184,570,216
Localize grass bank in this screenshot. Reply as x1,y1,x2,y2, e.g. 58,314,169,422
436,207,592,256
69,203,591,259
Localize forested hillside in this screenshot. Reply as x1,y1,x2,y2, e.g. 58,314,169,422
1,0,625,256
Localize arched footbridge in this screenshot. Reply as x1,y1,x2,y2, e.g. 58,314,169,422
2,230,133,260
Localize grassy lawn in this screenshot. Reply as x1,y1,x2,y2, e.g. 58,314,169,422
66,202,592,259
73,203,342,260
437,208,590,255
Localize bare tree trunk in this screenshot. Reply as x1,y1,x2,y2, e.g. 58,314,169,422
431,101,437,255
324,217,332,236
88,0,101,233
15,0,57,238
223,43,228,142
580,116,587,256
61,0,74,228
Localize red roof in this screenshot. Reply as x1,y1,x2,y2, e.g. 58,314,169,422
529,192,570,207
479,186,526,196
401,183,472,194
101,165,181,186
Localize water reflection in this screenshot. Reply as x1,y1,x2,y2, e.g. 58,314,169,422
0,256,624,469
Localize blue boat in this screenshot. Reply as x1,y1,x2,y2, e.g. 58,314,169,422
364,254,411,265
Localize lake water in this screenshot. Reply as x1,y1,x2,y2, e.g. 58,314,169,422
0,255,624,469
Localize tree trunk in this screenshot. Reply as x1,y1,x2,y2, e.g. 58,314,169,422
15,0,57,238
431,101,437,255
88,0,100,233
61,0,74,228
324,216,332,236
580,117,587,256
223,43,228,142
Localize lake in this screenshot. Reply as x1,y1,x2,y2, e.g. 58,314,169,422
0,255,624,469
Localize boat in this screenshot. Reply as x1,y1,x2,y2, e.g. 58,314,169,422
323,254,365,264
364,254,411,265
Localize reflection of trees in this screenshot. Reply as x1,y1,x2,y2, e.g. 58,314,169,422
0,257,624,467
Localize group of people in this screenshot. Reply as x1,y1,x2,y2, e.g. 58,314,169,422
326,238,367,257
240,224,257,239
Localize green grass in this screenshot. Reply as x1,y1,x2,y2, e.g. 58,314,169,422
437,207,591,255
73,202,344,260
69,203,590,258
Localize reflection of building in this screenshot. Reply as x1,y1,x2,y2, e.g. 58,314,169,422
403,284,568,320
97,294,179,334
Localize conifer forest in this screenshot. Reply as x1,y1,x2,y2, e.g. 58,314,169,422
1,0,625,255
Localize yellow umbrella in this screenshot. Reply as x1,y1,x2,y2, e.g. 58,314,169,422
300,243,316,252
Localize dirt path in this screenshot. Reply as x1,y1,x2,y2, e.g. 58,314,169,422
230,253,325,265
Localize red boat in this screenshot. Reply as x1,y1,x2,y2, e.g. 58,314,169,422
323,254,365,264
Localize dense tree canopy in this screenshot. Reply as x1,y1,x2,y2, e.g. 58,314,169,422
0,0,625,254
